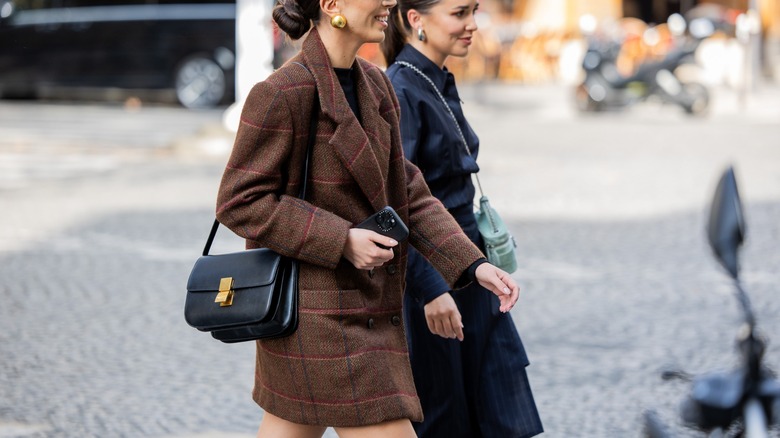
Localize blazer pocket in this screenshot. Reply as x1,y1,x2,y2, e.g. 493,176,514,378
298,288,367,314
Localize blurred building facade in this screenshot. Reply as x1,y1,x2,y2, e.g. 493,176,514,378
352,0,780,85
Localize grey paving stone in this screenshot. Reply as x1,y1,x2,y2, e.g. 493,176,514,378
1,83,779,437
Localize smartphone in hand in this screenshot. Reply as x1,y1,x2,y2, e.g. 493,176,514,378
355,206,409,248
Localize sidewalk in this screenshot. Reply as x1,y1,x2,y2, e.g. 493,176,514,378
0,81,778,437
457,80,780,123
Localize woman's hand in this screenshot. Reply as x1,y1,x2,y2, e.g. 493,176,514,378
475,263,519,313
343,228,397,270
424,292,464,341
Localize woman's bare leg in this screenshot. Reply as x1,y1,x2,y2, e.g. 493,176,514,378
256,411,327,438
334,418,416,438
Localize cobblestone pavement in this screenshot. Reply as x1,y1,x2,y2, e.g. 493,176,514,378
0,83,779,437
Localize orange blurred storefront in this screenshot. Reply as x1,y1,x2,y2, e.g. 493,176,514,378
355,0,780,82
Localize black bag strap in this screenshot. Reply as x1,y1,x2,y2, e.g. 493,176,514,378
203,64,319,256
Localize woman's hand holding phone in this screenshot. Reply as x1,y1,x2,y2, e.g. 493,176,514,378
343,228,398,270
345,207,408,269
354,207,409,247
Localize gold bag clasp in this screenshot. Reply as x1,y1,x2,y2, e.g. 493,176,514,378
215,277,234,307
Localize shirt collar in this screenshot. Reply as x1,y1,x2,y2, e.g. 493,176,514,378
395,44,450,92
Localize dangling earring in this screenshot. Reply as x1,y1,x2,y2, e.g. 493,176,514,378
331,14,347,29
417,27,426,42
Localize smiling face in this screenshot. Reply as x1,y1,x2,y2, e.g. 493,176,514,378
410,0,478,64
341,0,397,44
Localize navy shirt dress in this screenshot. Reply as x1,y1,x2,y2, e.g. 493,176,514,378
386,45,543,438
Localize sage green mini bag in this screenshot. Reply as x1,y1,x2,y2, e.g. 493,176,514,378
475,195,518,273
395,61,518,274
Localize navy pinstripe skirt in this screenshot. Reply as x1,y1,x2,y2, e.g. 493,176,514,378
403,205,544,437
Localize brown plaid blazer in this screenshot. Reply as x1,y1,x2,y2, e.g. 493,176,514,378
216,28,484,427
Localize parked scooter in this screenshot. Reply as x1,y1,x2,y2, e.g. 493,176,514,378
575,16,713,115
642,167,780,438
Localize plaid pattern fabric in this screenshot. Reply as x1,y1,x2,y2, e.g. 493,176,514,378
215,28,484,427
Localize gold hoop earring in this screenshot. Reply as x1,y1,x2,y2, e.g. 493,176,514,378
417,27,426,42
331,15,347,29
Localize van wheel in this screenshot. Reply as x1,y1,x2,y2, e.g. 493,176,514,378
175,55,226,109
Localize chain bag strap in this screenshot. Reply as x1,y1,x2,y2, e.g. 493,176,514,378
394,61,517,273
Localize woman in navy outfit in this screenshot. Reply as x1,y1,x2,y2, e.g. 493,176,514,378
382,0,543,436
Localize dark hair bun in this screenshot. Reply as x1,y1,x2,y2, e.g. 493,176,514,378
273,0,311,40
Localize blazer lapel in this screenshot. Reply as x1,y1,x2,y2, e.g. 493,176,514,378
301,29,389,212
354,61,393,193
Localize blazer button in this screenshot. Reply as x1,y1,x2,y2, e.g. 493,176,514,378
387,265,397,275
391,315,401,326
367,318,375,329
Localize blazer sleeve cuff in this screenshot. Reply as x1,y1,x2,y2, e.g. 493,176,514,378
295,204,353,269
454,258,488,289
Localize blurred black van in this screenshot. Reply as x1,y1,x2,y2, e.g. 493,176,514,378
0,0,236,108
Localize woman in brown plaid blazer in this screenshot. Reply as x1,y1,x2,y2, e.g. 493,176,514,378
215,0,519,435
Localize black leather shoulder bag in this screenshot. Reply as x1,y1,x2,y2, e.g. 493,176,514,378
184,74,318,343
